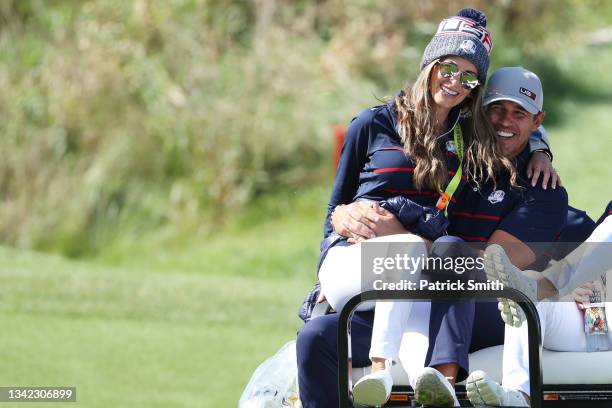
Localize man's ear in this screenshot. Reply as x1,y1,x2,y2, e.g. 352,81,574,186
533,111,546,129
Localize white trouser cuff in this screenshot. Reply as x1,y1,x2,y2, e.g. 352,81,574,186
502,379,530,398
369,300,411,362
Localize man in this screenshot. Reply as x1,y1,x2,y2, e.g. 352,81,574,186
485,200,612,325
469,201,612,407
462,69,611,406
401,66,569,407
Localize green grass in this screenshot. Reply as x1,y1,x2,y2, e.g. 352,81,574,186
0,184,330,407
94,185,329,277
547,101,612,217
0,247,312,407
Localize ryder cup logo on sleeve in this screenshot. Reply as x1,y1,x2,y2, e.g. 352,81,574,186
488,190,505,204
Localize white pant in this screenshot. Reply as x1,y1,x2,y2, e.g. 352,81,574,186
503,216,612,395
369,235,465,363
367,301,452,390
396,302,432,389
318,233,426,314
544,216,612,297
502,299,612,395
318,233,427,363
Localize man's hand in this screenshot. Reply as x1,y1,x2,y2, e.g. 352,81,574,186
571,282,594,308
331,202,380,241
527,151,561,189
367,204,406,237
332,202,407,243
347,204,407,243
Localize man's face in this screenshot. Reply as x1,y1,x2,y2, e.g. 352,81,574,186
486,100,545,158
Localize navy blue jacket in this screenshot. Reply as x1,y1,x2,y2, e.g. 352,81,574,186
596,200,612,227
324,103,461,238
447,145,568,258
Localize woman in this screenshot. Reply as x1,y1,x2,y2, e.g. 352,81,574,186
317,6,509,314
296,8,553,408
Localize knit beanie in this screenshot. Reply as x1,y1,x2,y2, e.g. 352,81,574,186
420,8,493,85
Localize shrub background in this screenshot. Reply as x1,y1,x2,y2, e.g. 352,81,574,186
1,0,611,259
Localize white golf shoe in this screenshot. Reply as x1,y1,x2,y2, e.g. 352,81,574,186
484,244,539,327
352,368,393,407
413,367,459,407
466,370,529,407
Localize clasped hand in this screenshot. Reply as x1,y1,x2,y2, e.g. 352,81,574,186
331,201,407,243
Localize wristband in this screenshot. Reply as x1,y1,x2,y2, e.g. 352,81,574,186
533,148,553,162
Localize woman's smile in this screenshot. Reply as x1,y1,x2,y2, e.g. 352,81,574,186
440,85,459,96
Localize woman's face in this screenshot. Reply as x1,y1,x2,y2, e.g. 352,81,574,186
430,56,478,111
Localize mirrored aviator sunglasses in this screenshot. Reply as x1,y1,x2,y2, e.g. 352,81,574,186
437,61,480,90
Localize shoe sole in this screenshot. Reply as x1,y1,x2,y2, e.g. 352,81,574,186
352,377,389,407
484,245,527,327
466,371,503,406
414,370,455,407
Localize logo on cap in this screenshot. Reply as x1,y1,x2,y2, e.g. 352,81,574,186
459,40,476,54
519,87,536,101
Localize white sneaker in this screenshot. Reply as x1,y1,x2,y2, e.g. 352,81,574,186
484,244,538,327
413,367,459,407
466,370,529,407
496,298,524,327
352,368,393,407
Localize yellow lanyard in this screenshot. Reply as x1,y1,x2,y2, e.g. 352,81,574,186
436,125,464,216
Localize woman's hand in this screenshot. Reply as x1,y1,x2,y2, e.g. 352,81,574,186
527,151,562,189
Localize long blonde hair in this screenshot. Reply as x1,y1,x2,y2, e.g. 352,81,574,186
394,60,518,192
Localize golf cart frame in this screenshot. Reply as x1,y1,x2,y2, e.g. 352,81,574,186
337,288,543,408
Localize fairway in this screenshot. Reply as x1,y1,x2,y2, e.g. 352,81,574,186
0,247,311,407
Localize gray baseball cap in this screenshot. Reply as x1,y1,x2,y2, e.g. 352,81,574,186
483,67,543,114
